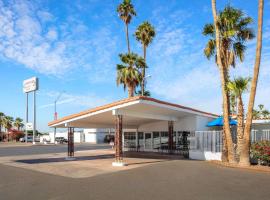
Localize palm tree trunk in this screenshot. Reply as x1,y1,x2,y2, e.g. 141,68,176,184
141,45,146,96
237,95,244,158
211,0,236,163
128,86,134,97
126,23,130,53
240,0,264,166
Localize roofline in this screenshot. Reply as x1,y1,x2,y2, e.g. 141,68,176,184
48,96,219,127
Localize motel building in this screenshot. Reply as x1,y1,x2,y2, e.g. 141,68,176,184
48,96,221,166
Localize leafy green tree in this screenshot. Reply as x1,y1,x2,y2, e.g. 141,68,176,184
135,21,155,95
117,53,146,97
117,0,136,53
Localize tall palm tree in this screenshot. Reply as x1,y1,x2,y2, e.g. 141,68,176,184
203,6,255,69
117,0,136,53
135,21,155,95
206,3,254,163
240,0,264,166
117,53,145,97
14,117,24,131
227,77,251,156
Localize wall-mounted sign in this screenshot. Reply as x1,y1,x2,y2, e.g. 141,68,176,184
26,122,33,131
23,77,39,93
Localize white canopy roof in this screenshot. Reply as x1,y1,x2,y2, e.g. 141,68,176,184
48,96,218,129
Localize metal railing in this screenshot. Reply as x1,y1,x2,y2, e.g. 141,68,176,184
190,129,270,153
251,129,270,142
189,131,223,153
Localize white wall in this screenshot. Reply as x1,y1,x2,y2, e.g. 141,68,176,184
138,120,168,132
196,116,214,131
83,129,109,144
138,115,213,132
174,116,198,131
74,132,84,143
85,133,97,143
189,150,221,161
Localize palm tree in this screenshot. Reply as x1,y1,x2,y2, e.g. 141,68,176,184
257,104,266,119
136,90,151,97
240,0,264,166
227,77,251,157
203,6,255,69
14,117,24,131
230,93,237,115
2,116,13,140
207,2,254,163
261,110,270,119
252,109,260,119
117,0,136,53
0,112,5,141
135,21,155,95
117,53,145,97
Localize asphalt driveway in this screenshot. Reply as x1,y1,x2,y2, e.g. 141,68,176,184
0,156,269,200
0,143,110,157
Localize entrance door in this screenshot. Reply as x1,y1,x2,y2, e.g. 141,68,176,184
144,132,152,151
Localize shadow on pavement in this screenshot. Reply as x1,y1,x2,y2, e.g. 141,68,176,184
15,154,114,164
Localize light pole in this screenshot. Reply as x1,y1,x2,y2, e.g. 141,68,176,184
53,91,65,143
142,75,151,96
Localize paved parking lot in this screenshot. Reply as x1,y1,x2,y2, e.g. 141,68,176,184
0,142,110,157
0,143,269,200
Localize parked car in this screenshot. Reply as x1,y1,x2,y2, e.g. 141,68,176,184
20,136,33,143
55,137,68,144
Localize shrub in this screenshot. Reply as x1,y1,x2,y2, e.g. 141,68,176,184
250,140,270,166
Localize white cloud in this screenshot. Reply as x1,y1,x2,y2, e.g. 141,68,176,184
37,10,54,22
46,29,58,41
0,0,118,78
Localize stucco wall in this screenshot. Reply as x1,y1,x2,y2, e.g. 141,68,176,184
196,116,215,131
138,115,213,132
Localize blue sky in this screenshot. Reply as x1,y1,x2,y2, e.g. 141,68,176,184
0,0,270,132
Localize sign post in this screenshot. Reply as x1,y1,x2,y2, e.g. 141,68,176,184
25,93,28,142
23,77,38,144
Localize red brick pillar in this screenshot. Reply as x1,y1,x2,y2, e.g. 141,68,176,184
168,121,174,154
115,115,123,162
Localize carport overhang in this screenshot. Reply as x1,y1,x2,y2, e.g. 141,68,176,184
48,96,218,129
48,96,218,165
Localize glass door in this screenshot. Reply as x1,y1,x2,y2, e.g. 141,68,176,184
144,132,152,151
